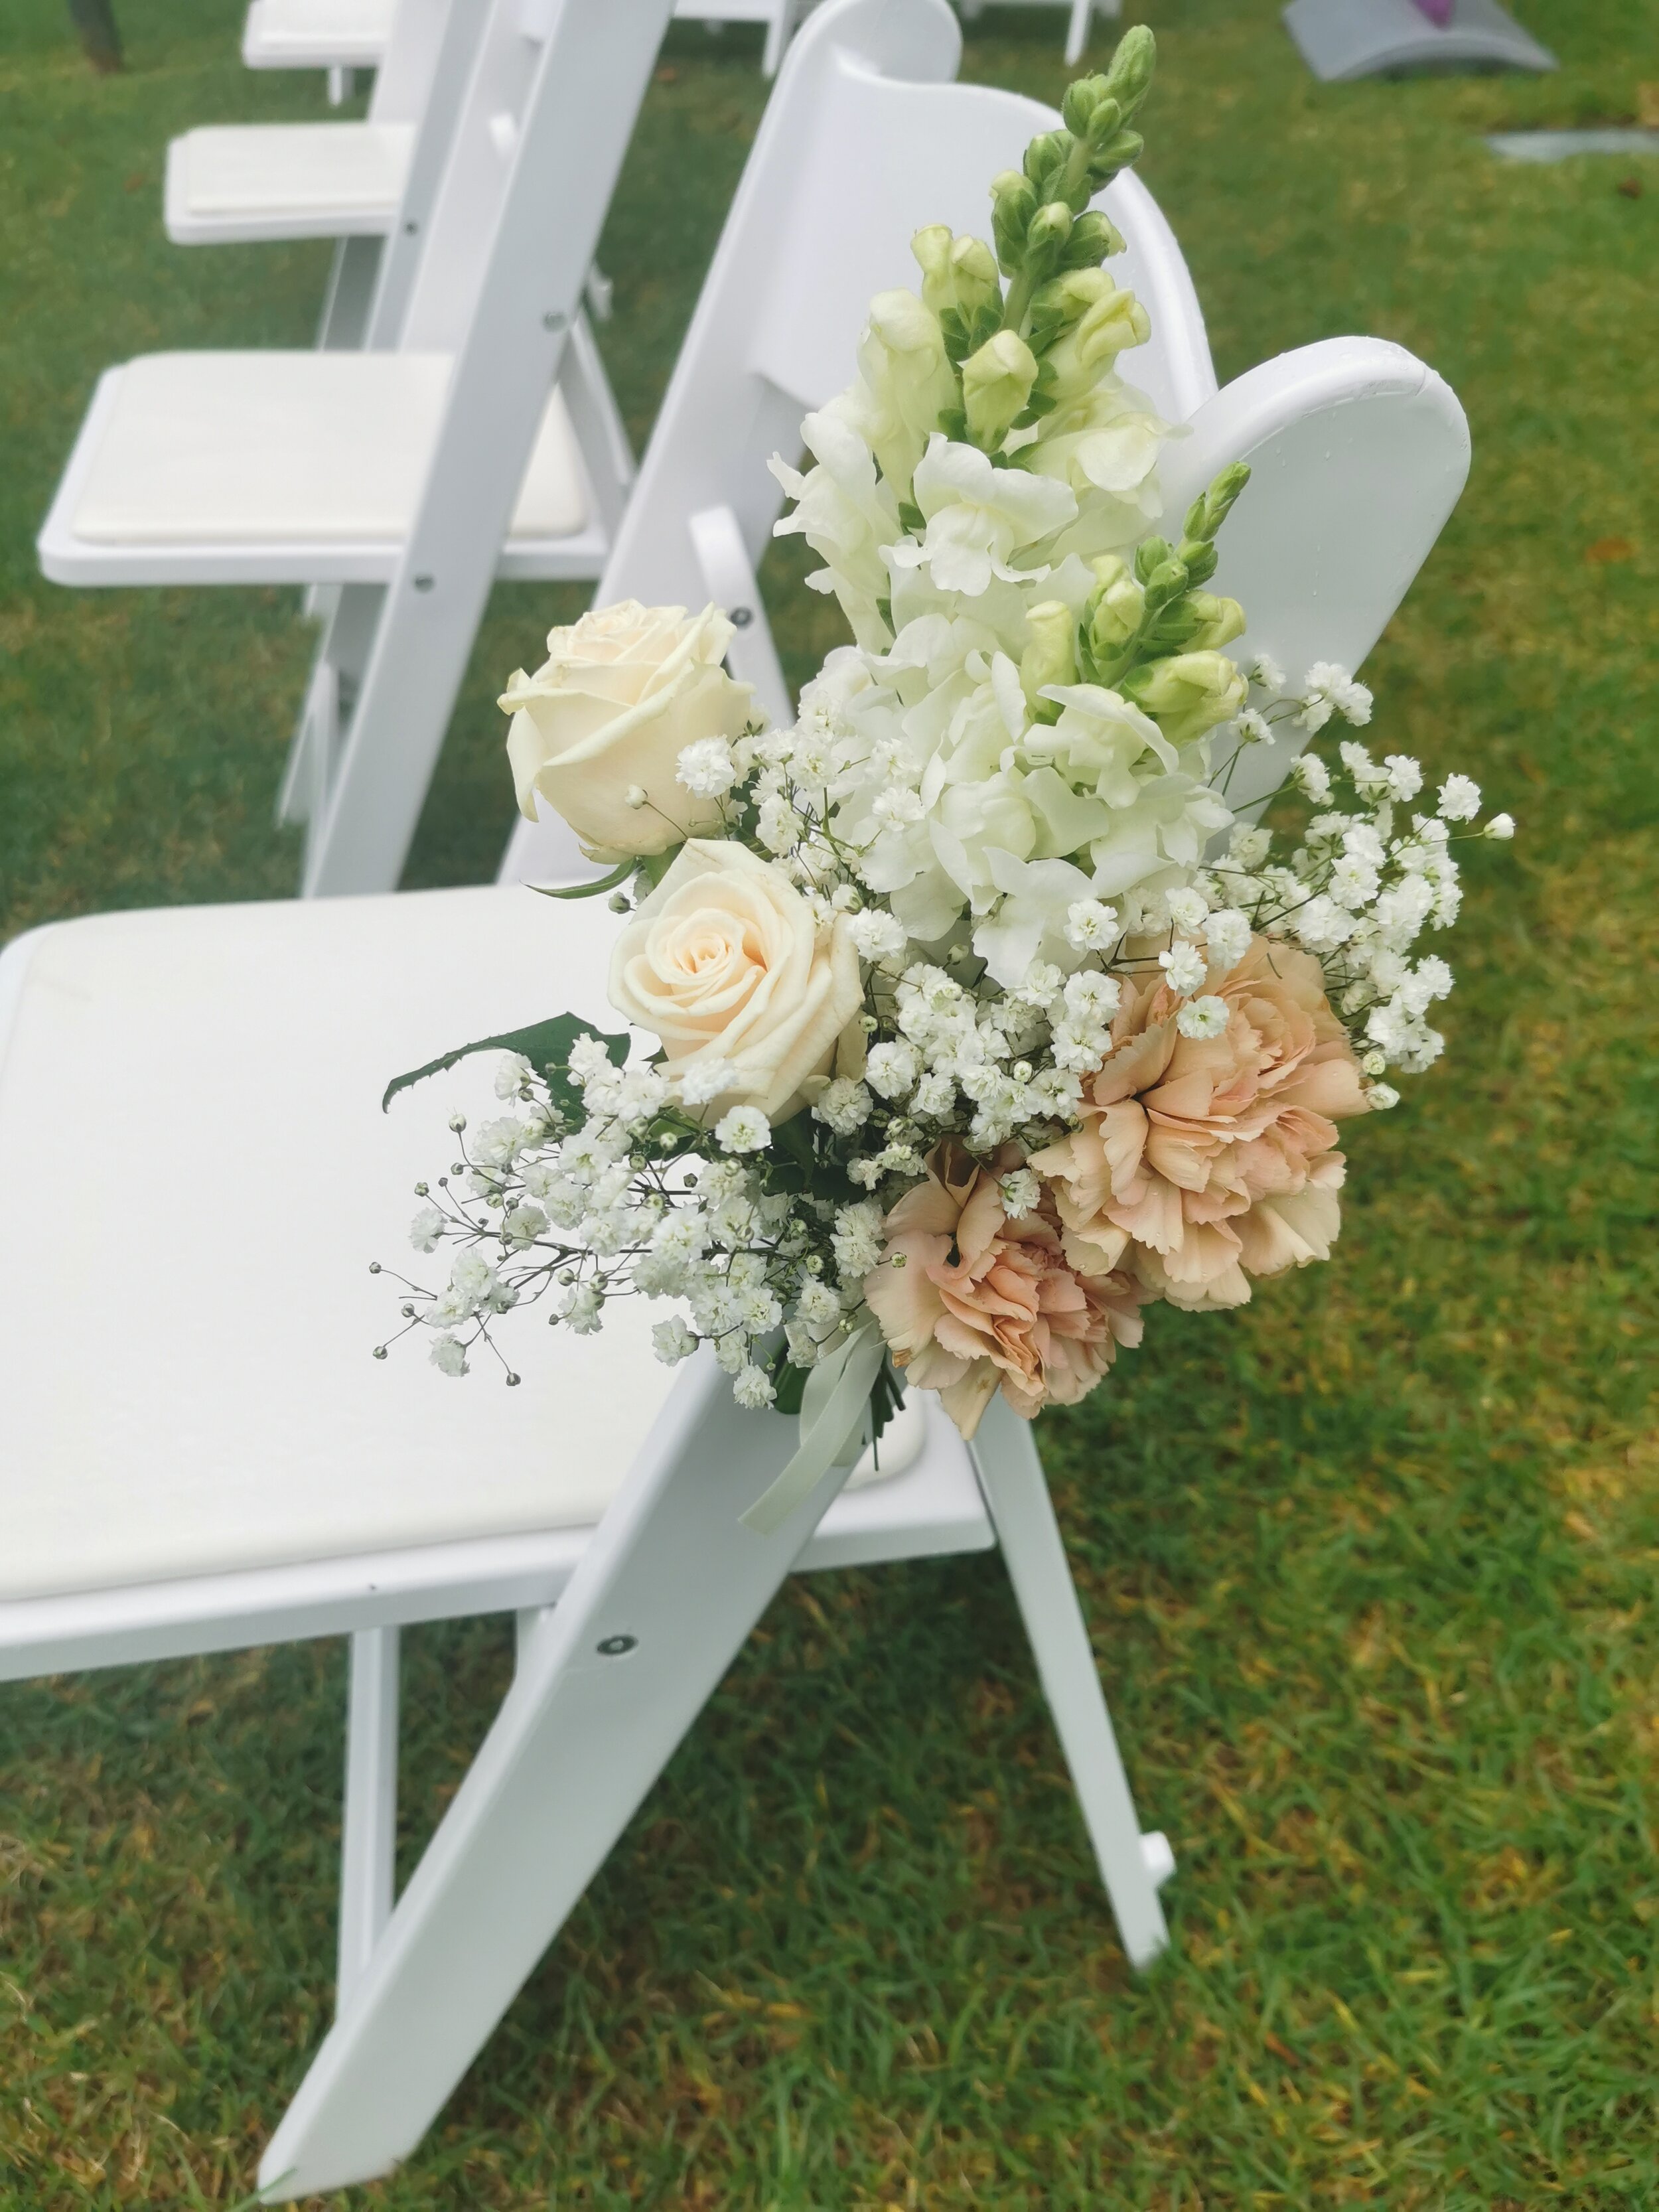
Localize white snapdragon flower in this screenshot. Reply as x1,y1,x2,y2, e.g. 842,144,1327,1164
813,1078,873,1136
1484,812,1515,841
1291,751,1331,802
1203,907,1252,972
1175,994,1228,1040
1159,941,1208,995
713,1105,772,1154
1437,774,1481,822
887,435,1077,597
429,1333,468,1378
409,1204,446,1254
847,907,908,962
677,737,739,799
652,1316,698,1364
865,1041,920,1100
999,1167,1041,1218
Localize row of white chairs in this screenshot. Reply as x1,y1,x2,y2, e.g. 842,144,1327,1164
11,0,1469,2195
243,0,1126,86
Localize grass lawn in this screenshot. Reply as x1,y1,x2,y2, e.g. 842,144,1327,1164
3,0,1658,2204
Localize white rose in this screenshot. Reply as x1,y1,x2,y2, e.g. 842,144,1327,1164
501,601,755,861
608,840,863,1123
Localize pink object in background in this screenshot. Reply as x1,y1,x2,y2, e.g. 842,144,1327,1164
1412,0,1453,23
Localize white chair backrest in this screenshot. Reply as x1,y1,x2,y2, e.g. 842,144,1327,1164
1161,335,1470,814
364,0,453,122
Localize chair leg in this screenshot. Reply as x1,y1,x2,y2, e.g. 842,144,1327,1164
276,585,384,837
337,1627,401,2013
257,1357,857,2200
316,236,384,352
967,1394,1172,1970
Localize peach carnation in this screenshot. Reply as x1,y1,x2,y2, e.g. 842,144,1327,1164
1030,938,1370,1311
863,1141,1147,1439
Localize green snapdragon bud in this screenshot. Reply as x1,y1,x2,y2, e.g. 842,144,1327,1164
1023,129,1070,198
1061,74,1115,139
1020,598,1079,717
962,329,1040,448
911,225,1002,325
1059,208,1128,270
1123,650,1247,746
990,170,1039,274
1027,200,1074,269
1184,592,1247,650
1084,554,1146,654
1133,535,1173,583
1034,268,1150,398
1101,24,1157,123
1183,461,1252,543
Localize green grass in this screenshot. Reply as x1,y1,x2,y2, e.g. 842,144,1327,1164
3,0,1658,2203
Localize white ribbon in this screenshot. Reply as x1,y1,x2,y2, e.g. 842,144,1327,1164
740,1316,887,1536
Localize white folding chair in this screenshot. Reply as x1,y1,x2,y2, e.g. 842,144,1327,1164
0,878,1175,2198
959,0,1121,70
0,299,1465,2194
243,0,397,106
504,0,1217,887
672,0,812,78
38,0,666,899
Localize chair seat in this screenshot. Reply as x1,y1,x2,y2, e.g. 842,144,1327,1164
38,354,600,587
165,122,414,243
0,888,944,1608
243,0,394,68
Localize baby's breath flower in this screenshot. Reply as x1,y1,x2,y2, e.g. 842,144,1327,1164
1235,707,1273,745
1159,941,1208,995
494,1052,534,1100
409,1204,446,1253
999,1167,1041,1218
865,1041,920,1100
1484,811,1515,840
652,1316,697,1364
1437,773,1481,822
676,737,738,798
1291,751,1331,801
1252,652,1287,695
733,1364,776,1410
677,1057,739,1108
813,1078,873,1135
1383,753,1423,802
713,1105,771,1154
1204,907,1252,972
1064,897,1119,952
1165,885,1210,933
429,1333,468,1378
847,907,908,960
1175,994,1229,1040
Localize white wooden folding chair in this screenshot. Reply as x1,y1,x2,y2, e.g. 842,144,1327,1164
171,0,486,356
503,0,1217,887
243,0,396,102
38,0,666,900
959,0,1121,70
672,0,812,78
0,876,1175,2197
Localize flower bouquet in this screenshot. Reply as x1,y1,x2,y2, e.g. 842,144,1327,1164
380,29,1509,1531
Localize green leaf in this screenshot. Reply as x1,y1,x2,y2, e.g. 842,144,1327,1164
527,861,634,901
382,1013,628,1115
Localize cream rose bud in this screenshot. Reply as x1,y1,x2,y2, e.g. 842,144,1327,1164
500,601,756,862
607,840,863,1124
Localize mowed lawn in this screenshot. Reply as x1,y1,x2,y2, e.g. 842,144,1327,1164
2,0,1657,2205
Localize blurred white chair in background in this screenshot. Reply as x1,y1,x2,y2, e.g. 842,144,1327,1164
958,0,1119,69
